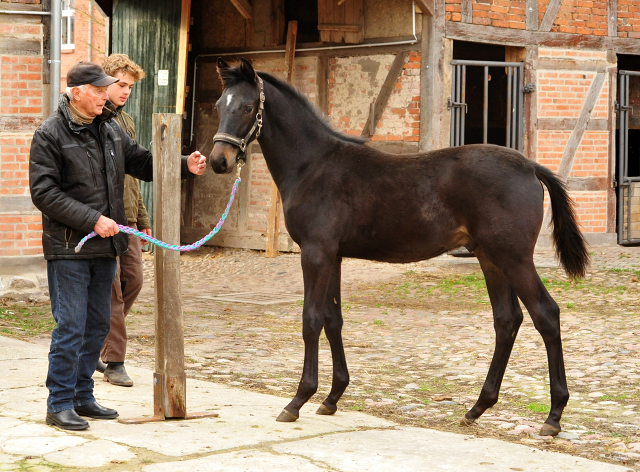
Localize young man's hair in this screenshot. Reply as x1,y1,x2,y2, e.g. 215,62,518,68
102,54,146,81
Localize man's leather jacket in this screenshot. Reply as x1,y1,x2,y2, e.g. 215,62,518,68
29,94,193,260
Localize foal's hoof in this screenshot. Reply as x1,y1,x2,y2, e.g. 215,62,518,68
460,416,476,427
276,409,299,422
316,403,337,416
539,422,561,436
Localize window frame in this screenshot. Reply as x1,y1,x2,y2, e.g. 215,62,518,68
61,0,75,50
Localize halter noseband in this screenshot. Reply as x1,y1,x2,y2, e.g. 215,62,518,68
212,76,265,163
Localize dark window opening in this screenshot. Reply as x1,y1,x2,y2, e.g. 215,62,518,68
452,41,509,147
284,0,319,43
617,55,640,178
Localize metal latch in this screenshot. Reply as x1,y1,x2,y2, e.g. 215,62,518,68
524,83,535,93
447,97,467,112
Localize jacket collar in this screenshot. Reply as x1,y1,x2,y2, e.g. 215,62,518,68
57,93,116,132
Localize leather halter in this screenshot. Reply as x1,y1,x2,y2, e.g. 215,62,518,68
212,76,265,163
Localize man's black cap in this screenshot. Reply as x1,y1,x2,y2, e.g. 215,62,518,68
67,61,119,87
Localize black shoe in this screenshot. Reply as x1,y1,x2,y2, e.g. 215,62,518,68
74,402,118,419
104,363,134,387
46,409,89,430
96,360,107,373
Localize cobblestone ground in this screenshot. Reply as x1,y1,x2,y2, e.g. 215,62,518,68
12,244,640,470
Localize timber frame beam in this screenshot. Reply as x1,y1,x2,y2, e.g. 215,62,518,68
415,0,434,17
446,21,640,54
229,0,252,20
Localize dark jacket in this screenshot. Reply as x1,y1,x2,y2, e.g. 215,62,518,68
29,94,193,260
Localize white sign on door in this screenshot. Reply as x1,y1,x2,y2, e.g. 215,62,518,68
158,70,169,86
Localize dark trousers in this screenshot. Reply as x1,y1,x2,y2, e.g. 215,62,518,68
46,257,117,413
101,227,144,363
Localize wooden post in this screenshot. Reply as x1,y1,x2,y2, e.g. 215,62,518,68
152,113,186,418
118,114,217,424
265,20,297,257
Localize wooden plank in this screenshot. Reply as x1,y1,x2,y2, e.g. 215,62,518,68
524,46,538,161
606,64,617,233
266,20,297,258
318,23,361,32
445,20,640,53
538,118,609,131
420,0,451,152
415,0,435,16
229,0,252,20
534,58,608,72
42,0,51,85
361,50,408,138
152,113,187,418
318,0,363,43
526,0,538,31
538,0,563,32
566,177,608,192
608,0,617,37
317,55,329,113
270,0,285,44
175,0,191,115
461,0,472,23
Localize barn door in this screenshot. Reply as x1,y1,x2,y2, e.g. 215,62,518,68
617,70,640,245
449,60,524,152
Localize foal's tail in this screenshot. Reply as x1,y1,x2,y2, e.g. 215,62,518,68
534,163,590,279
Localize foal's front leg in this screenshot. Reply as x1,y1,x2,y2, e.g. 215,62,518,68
316,256,349,416
276,245,336,422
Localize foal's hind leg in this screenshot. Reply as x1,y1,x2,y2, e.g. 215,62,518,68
316,257,349,416
276,244,336,422
500,261,568,436
462,248,524,427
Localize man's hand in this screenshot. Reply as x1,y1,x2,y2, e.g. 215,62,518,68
140,227,152,245
187,151,206,175
94,215,119,238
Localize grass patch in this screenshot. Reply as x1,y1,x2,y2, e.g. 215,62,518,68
526,402,550,413
0,305,55,339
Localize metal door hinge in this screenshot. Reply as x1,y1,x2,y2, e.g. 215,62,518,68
523,83,535,93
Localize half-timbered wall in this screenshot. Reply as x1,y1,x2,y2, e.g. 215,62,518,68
0,0,47,299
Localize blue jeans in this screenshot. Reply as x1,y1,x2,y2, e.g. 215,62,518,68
46,258,117,413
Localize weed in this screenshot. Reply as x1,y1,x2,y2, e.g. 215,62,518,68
373,319,384,326
526,402,550,413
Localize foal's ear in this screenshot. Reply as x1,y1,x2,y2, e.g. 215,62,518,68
217,58,232,85
239,58,257,85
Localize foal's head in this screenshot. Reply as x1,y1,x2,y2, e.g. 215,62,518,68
210,58,262,174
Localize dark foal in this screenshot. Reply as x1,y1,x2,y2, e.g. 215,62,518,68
209,58,589,436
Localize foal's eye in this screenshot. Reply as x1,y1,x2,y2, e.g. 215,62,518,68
243,106,253,114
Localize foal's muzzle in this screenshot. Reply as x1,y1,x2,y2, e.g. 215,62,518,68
209,141,239,174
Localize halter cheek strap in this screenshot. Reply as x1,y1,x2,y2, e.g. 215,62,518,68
213,76,265,162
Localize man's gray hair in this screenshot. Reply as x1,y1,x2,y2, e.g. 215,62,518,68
65,84,87,99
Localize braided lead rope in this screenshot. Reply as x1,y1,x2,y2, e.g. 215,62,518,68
75,171,242,253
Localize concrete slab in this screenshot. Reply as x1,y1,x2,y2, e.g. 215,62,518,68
44,439,137,468
272,428,631,472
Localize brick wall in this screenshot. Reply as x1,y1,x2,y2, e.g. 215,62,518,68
327,52,421,144
536,48,612,234
444,0,637,36
0,2,44,260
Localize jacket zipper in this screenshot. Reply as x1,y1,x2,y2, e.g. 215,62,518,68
85,150,98,187
65,227,72,249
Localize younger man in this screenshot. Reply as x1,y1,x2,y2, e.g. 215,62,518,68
97,54,149,386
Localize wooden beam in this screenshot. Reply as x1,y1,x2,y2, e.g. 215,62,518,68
420,0,451,152
361,50,408,138
461,0,472,23
526,0,538,31
445,21,640,54
608,0,617,37
152,113,186,418
539,0,563,32
415,0,434,17
229,0,252,20
270,0,285,45
266,20,297,258
176,0,191,115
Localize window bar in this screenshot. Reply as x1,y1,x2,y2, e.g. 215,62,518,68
483,66,488,144
517,65,524,152
506,66,512,148
450,64,457,147
461,65,466,146
455,64,462,146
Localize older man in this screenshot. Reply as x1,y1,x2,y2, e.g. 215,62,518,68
29,61,205,430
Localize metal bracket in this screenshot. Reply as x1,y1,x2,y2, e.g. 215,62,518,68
523,83,535,93
447,97,467,112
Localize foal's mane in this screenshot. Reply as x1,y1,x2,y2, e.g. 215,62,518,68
219,61,365,145
258,72,366,145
